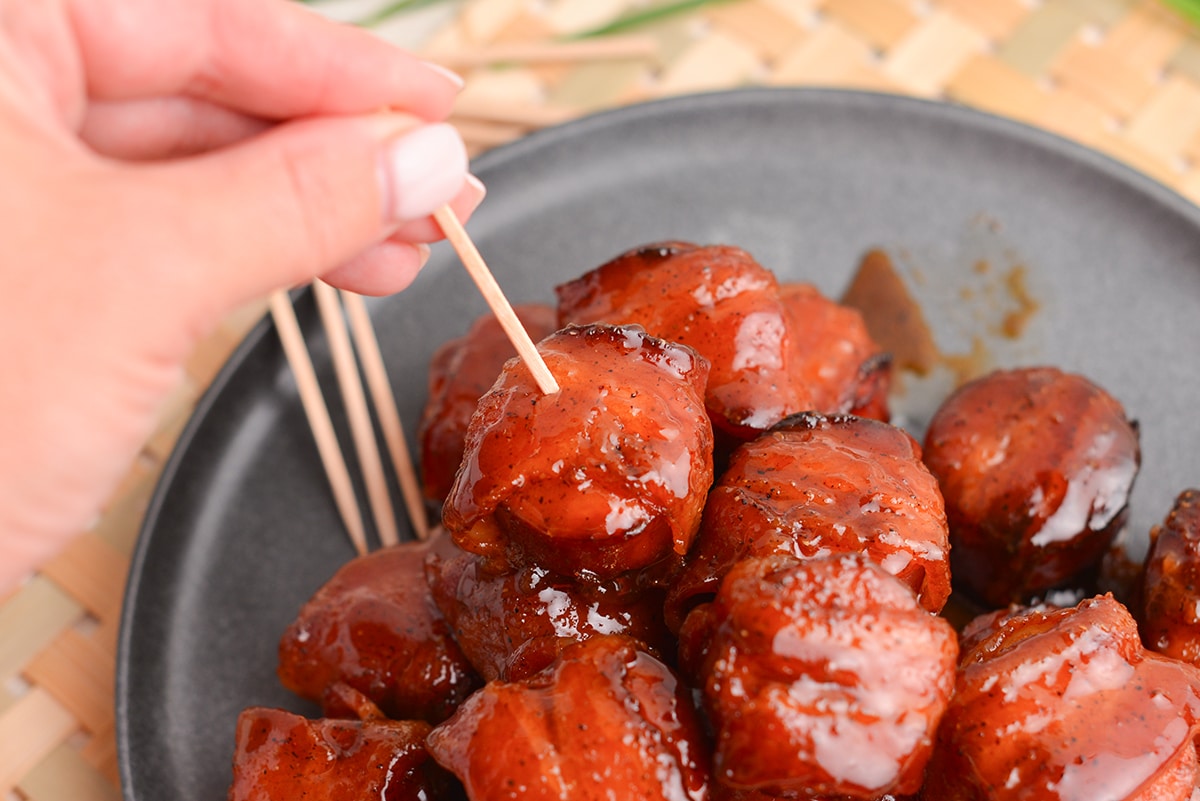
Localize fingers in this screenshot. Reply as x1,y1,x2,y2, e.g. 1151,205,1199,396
320,241,431,297
320,174,487,296
134,112,470,324
388,174,487,244
376,124,469,222
84,102,486,295
80,96,270,159
66,0,462,121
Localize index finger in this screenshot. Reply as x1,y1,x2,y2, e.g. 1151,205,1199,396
67,0,461,121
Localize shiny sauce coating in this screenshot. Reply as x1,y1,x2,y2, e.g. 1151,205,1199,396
923,366,1141,607
229,707,454,801
556,242,810,440
277,540,481,724
925,595,1200,801
419,304,558,504
426,635,711,801
424,530,672,681
778,282,891,421
442,323,714,581
666,412,950,630
712,789,915,801
1140,489,1200,665
678,555,957,798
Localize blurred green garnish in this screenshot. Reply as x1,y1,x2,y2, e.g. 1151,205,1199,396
571,0,738,39
354,0,457,28
299,0,735,34
1162,0,1200,26
303,0,1200,34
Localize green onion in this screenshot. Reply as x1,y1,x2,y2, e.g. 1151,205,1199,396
354,0,460,28
306,0,1198,36
570,0,739,39
298,0,737,33
1162,0,1200,26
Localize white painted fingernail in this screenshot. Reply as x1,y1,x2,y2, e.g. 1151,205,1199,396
424,61,465,90
378,123,468,223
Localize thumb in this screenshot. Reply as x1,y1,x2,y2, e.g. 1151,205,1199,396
142,113,468,316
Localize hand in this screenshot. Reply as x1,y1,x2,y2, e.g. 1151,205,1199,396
0,0,483,592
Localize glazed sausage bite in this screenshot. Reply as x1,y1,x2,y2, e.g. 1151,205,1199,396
923,366,1141,607
1140,489,1200,665
426,635,711,801
665,412,950,631
419,304,558,504
556,244,890,441
277,539,481,724
229,708,456,801
441,323,714,581
424,531,672,681
678,555,957,799
712,790,914,801
556,242,802,440
778,282,891,422
925,595,1200,801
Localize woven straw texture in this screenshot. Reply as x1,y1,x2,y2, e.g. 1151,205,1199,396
2,0,1197,798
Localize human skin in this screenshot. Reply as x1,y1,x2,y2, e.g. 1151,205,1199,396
0,0,485,592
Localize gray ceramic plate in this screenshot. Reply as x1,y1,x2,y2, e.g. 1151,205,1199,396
117,88,1200,800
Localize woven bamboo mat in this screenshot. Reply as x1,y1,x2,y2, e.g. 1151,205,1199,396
2,0,1197,798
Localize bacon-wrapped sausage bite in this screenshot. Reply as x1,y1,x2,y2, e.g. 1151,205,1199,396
711,790,914,801
277,539,481,724
556,243,888,442
426,634,711,801
424,531,672,682
442,323,714,581
778,282,890,422
925,594,1200,801
1140,489,1200,665
922,366,1141,607
678,555,957,799
666,412,950,631
229,708,456,801
418,304,558,504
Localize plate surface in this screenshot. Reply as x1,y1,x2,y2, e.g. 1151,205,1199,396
117,88,1200,800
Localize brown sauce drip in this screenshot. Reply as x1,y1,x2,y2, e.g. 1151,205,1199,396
840,249,939,376
1002,264,1041,338
841,249,1040,389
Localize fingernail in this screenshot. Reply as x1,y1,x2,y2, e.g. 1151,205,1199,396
415,242,432,268
464,174,487,212
378,123,468,223
424,61,465,91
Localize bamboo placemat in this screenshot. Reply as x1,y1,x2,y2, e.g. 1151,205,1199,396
2,0,1198,798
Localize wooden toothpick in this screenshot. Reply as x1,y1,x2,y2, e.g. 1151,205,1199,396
312,280,400,548
425,35,657,69
434,205,559,395
340,290,431,542
268,290,369,557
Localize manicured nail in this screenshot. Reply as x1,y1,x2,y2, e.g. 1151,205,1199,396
464,174,487,212
424,61,465,91
415,242,432,268
378,123,468,223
